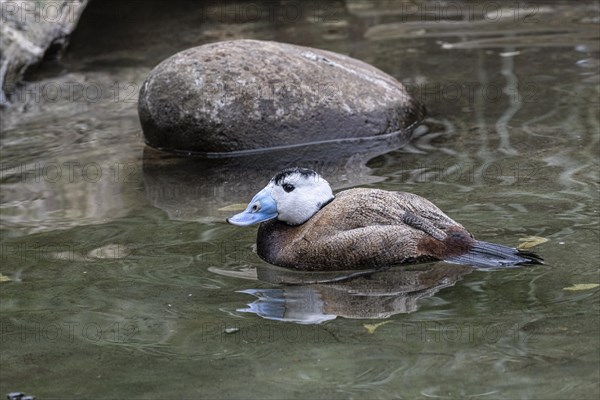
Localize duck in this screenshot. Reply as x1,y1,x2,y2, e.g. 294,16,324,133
227,167,543,271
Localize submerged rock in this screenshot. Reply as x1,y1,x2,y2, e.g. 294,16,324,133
138,39,425,154
142,126,432,222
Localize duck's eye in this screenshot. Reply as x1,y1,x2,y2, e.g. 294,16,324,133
282,183,295,193
251,202,261,212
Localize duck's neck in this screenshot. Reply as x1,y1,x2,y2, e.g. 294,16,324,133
257,219,295,265
317,195,335,211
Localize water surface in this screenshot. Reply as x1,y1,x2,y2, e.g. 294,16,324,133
1,1,599,399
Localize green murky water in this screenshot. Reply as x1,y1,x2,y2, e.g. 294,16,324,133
1,1,599,399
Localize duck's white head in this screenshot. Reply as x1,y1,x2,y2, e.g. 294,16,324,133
227,167,335,226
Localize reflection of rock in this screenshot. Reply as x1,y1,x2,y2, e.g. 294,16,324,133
142,126,427,221
0,153,139,235
237,264,473,323
138,39,425,153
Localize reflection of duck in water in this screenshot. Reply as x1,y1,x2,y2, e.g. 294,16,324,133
227,167,543,271
234,263,474,323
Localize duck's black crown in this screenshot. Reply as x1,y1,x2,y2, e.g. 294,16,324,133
272,167,318,185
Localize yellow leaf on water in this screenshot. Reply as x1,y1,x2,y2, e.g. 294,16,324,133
563,283,599,291
517,236,549,249
363,320,392,334
0,273,11,283
218,204,248,212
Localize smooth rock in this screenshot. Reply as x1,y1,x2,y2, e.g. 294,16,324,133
138,39,425,154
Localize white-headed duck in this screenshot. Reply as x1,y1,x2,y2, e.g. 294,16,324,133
227,167,543,271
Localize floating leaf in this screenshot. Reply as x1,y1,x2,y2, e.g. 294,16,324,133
218,204,248,212
0,273,11,283
363,320,392,334
563,283,599,291
87,244,131,260
517,236,549,249
500,51,521,57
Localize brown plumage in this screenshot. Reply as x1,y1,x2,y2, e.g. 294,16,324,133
256,188,476,270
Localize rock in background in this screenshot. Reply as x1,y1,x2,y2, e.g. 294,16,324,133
0,0,89,106
138,39,425,154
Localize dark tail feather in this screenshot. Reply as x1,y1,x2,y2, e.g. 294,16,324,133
445,240,544,270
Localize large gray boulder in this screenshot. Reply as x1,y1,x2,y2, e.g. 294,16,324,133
138,39,425,154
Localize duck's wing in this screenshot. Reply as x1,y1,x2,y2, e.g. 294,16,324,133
401,211,447,241
332,189,465,236
290,224,440,270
